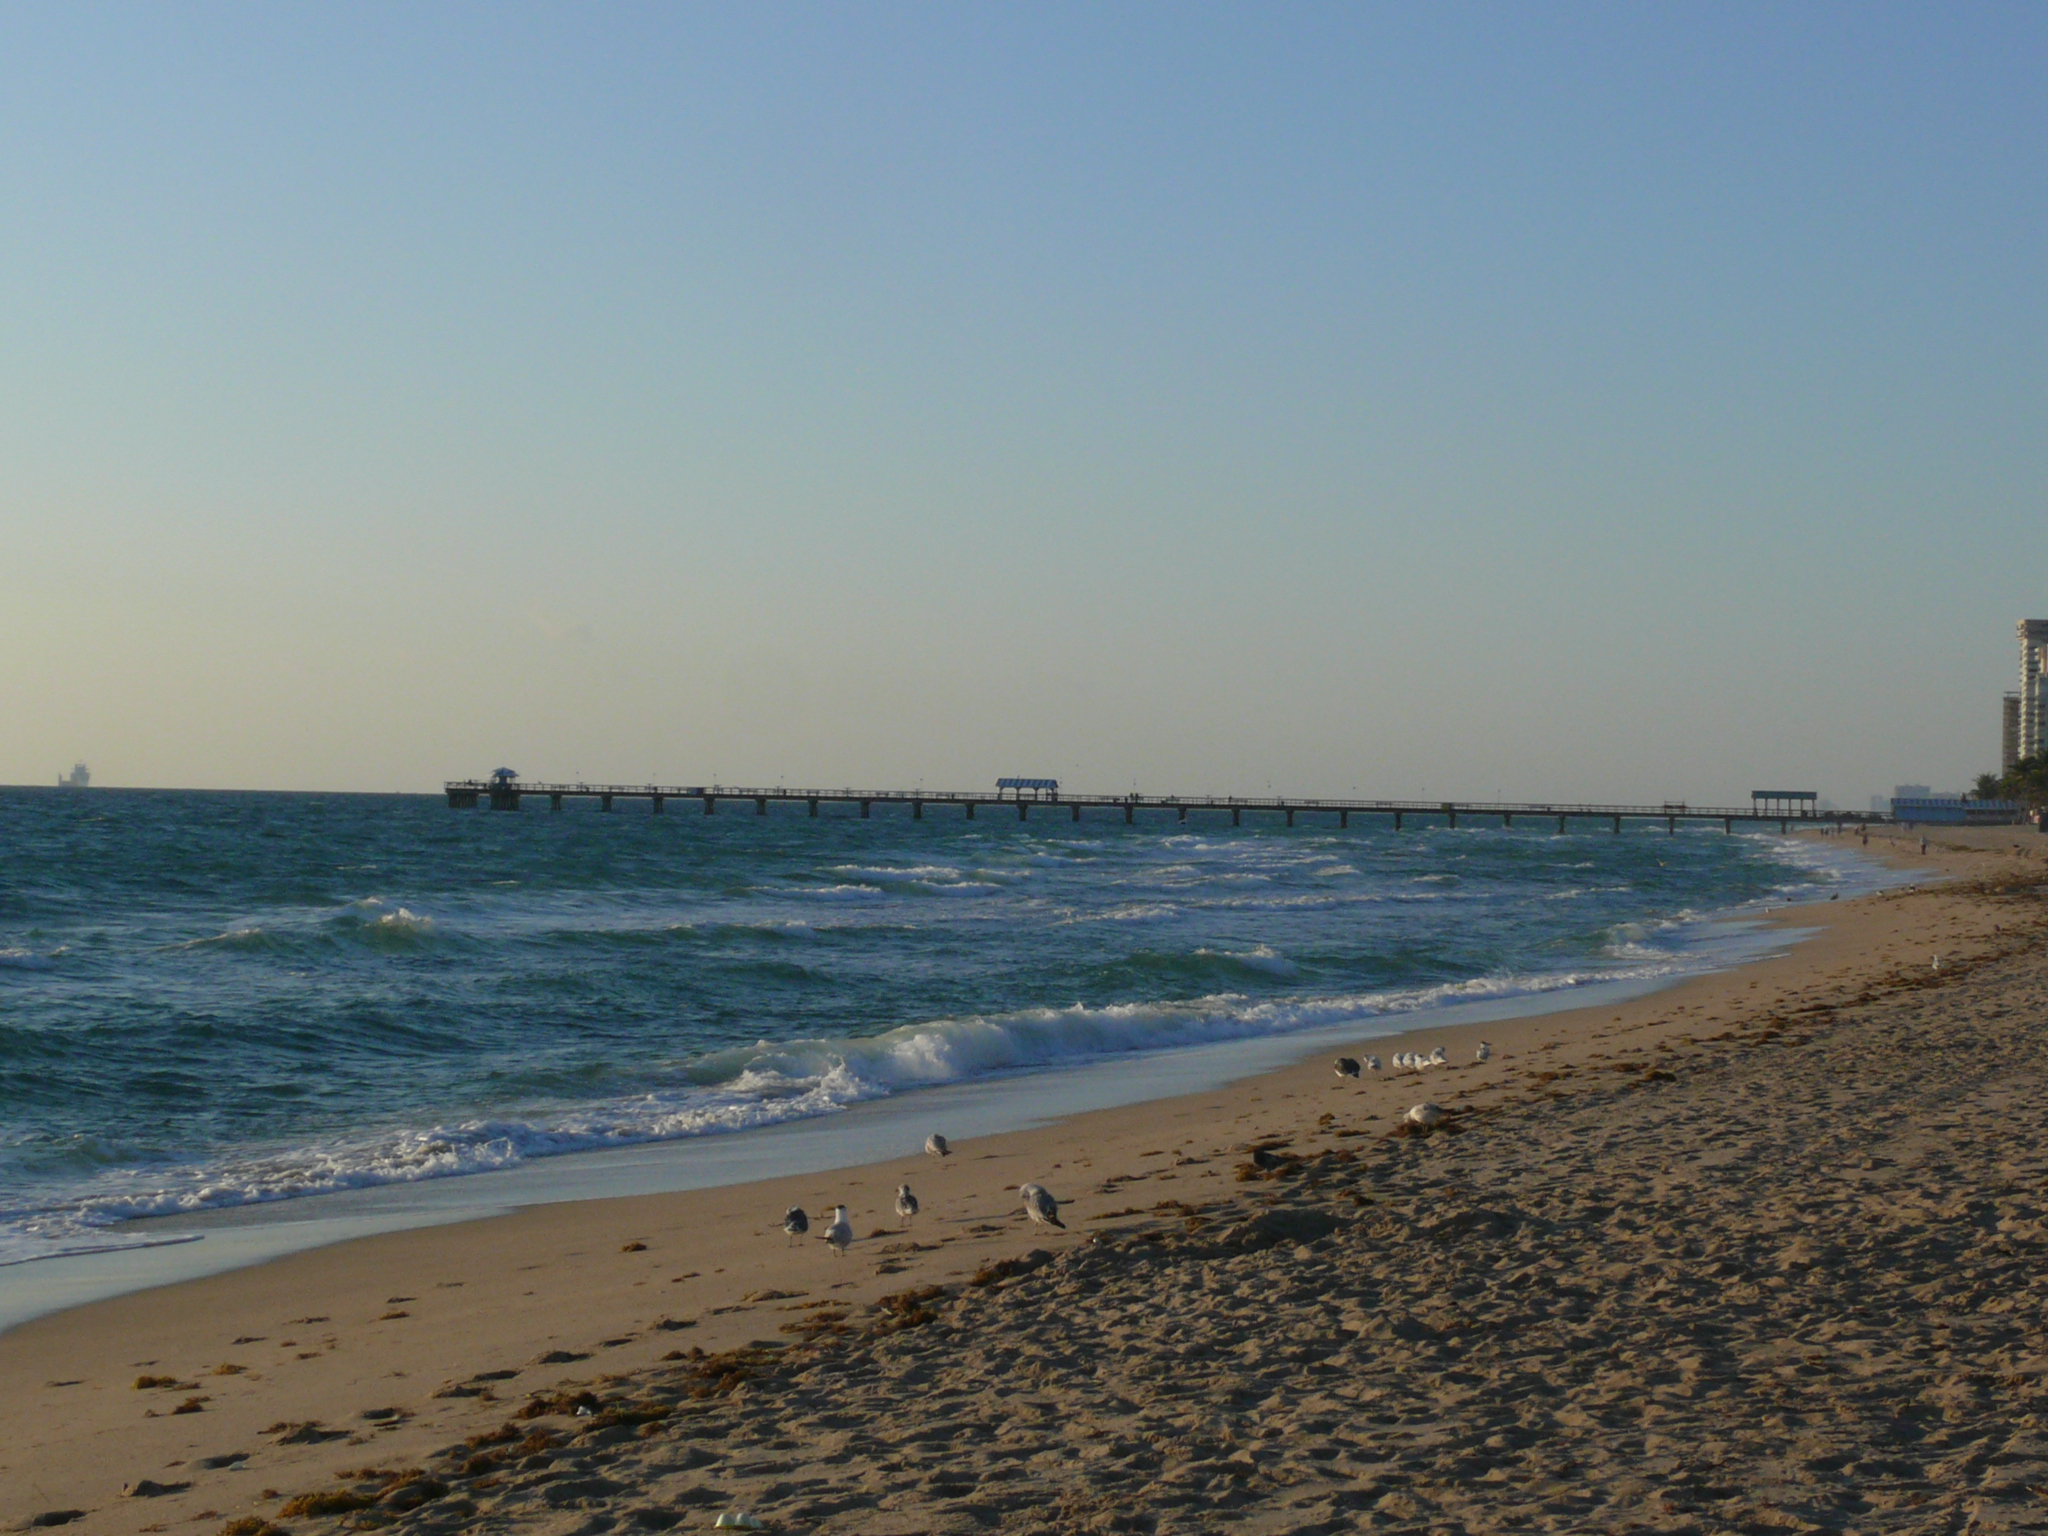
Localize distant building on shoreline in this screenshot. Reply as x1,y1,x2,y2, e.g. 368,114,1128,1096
2019,620,2048,763
2005,692,2022,773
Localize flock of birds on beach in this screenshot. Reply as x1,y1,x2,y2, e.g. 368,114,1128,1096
777,1128,1065,1258
1333,1039,1489,1080
779,1045,1489,1255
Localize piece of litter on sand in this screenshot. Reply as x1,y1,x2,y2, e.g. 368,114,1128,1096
713,1513,763,1529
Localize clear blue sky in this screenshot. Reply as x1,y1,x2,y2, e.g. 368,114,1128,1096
3,3,2042,803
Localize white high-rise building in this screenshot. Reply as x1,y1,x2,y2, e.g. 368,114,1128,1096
2021,621,2048,763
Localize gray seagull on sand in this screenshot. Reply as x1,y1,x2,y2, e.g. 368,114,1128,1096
1363,1054,1382,1072
782,1206,808,1246
1334,1056,1361,1080
1407,1102,1445,1128
820,1204,853,1255
1020,1183,1065,1229
925,1132,951,1159
1475,1041,1492,1063
894,1184,919,1226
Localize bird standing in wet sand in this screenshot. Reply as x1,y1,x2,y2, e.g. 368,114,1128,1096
1020,1183,1065,1229
821,1205,853,1255
894,1184,919,1226
782,1206,808,1246
1475,1041,1492,1063
1334,1056,1361,1080
925,1133,950,1160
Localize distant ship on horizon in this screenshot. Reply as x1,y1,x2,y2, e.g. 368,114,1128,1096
58,762,90,788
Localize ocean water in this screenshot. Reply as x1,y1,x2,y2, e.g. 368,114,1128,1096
0,788,1872,1268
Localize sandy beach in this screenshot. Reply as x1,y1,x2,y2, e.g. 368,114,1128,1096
8,824,2048,1534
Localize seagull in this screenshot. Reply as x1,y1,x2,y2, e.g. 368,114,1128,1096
1334,1056,1362,1080
1020,1183,1065,1229
820,1205,853,1255
924,1133,951,1160
1407,1102,1445,1128
1363,1054,1382,1072
781,1206,808,1246
1428,1046,1448,1067
1475,1041,1492,1063
894,1184,919,1226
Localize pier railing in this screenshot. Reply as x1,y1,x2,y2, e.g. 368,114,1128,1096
444,780,1886,832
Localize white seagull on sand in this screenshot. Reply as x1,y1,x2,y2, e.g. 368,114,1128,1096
1428,1046,1448,1067
925,1133,951,1159
1020,1183,1065,1229
1334,1056,1361,1080
1407,1102,1445,1128
781,1206,808,1246
1475,1041,1492,1063
894,1184,919,1226
820,1205,853,1255
1363,1054,1382,1073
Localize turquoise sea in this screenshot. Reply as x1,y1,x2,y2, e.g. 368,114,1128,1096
0,787,1884,1272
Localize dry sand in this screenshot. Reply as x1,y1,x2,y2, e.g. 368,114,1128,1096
7,824,2048,1534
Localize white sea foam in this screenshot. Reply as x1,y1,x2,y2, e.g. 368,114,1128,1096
0,947,62,971
1190,945,1300,978
1068,903,1179,924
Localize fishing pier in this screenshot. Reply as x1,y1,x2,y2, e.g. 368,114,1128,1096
445,776,1864,834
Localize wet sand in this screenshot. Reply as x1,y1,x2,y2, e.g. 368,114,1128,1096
7,824,2048,1534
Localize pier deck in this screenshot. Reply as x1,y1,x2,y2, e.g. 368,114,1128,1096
444,781,1881,833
